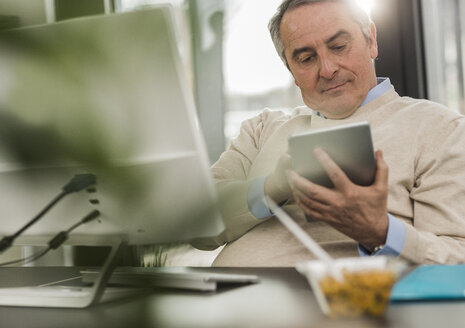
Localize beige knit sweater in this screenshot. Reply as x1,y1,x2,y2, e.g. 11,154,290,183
204,87,465,266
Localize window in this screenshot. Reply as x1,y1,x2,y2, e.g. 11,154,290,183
422,0,465,114
223,0,303,142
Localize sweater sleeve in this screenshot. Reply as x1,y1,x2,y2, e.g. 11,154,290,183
402,116,465,264
191,110,278,249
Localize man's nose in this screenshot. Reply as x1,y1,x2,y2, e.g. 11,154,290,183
318,54,338,80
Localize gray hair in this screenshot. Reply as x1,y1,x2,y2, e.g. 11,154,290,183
268,0,373,68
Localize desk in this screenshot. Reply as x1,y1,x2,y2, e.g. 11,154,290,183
0,267,464,328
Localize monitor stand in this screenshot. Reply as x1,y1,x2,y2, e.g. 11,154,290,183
0,237,138,308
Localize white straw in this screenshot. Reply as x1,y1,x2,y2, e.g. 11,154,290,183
265,196,343,281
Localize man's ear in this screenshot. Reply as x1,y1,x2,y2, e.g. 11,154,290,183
368,22,378,59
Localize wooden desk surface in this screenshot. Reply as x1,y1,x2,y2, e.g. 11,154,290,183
0,266,464,328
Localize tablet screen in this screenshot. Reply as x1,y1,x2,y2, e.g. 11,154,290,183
288,121,376,188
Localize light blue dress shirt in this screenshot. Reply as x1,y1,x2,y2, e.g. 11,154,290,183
246,77,406,257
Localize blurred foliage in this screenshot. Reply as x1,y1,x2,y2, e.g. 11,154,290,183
0,28,131,166
138,244,168,267
0,12,225,249
0,22,145,206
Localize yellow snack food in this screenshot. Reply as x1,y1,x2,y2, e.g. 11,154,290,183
319,269,397,317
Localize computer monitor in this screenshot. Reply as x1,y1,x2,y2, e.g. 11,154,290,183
0,6,225,307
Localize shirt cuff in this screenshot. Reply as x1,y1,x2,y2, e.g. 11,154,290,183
358,213,406,257
247,176,273,219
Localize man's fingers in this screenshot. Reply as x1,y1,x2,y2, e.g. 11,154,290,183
297,203,325,221
293,193,342,226
288,170,333,204
292,187,332,210
374,150,389,189
313,148,350,189
265,152,294,203
278,152,292,171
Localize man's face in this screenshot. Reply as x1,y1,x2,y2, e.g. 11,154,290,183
281,2,378,119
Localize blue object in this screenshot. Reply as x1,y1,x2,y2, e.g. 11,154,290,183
390,264,465,301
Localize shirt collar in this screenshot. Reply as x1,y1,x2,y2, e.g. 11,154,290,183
312,77,392,118
359,77,391,107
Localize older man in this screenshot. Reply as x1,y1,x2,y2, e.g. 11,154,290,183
202,0,465,266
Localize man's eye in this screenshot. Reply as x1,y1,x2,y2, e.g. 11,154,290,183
299,55,314,63
331,44,346,51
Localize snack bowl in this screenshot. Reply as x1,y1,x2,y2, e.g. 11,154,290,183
296,256,407,318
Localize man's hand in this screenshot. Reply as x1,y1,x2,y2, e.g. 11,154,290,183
265,152,293,204
288,148,389,251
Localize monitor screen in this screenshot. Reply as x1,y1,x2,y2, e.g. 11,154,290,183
0,6,225,247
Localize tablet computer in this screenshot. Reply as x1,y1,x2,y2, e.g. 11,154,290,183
288,121,376,188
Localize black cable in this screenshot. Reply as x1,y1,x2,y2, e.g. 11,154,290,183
0,174,96,253
0,249,46,266
0,210,100,267
2,248,50,267
9,192,67,240
20,249,50,266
